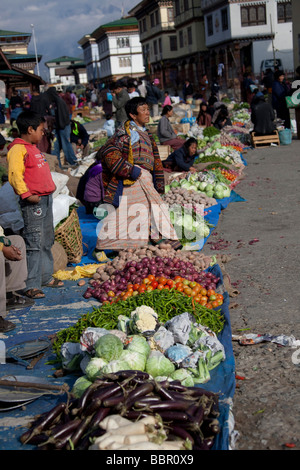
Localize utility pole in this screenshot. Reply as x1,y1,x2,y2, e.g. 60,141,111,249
270,14,276,69
30,24,40,76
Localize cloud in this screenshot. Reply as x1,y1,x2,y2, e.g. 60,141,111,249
1,0,139,80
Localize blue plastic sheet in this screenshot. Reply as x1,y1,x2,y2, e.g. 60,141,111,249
0,264,235,451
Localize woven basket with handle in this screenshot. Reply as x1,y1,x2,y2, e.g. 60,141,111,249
54,209,83,264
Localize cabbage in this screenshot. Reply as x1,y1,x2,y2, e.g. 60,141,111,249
205,190,214,198
101,360,131,374
94,334,124,362
126,335,151,357
85,357,107,381
120,350,147,371
165,185,171,193
205,183,214,192
188,185,198,192
214,190,224,200
171,369,195,387
171,181,180,188
72,375,92,398
145,351,175,377
198,181,208,191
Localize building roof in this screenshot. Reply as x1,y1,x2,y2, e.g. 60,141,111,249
45,56,83,65
5,53,42,62
99,17,138,29
0,29,31,38
91,16,138,39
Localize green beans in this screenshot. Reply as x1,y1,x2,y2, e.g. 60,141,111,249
53,290,225,356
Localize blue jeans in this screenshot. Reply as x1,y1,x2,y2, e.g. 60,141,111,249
20,195,54,291
52,124,77,167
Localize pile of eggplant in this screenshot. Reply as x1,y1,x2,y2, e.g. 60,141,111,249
20,370,221,451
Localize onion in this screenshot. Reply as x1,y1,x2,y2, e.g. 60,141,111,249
83,292,92,299
136,262,143,270
130,261,137,267
124,272,131,281
120,278,127,284
128,267,136,273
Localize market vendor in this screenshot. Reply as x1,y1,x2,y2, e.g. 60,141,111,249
251,94,276,136
157,105,184,151
95,96,180,251
70,119,90,158
163,137,198,173
196,102,212,127
0,225,34,333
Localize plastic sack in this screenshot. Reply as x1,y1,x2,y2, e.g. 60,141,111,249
60,342,83,370
52,194,77,228
152,326,175,351
80,327,109,353
0,182,24,232
51,172,69,198
165,312,192,344
165,344,193,365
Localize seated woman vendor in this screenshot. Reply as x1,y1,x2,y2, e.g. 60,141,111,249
94,96,180,252
196,102,212,127
157,105,184,150
163,137,198,173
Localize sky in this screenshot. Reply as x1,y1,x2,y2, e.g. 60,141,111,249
1,0,140,80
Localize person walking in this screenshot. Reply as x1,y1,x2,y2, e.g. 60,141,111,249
7,110,64,300
111,81,130,129
146,78,162,117
45,87,78,168
182,80,193,102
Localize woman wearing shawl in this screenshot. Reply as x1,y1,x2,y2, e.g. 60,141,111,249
95,96,180,251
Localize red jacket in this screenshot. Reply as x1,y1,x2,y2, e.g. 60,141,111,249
7,138,55,199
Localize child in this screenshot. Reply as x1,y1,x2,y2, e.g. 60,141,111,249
7,110,63,299
163,91,172,107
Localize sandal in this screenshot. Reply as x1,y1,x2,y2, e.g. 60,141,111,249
43,278,64,288
6,293,35,311
24,289,45,299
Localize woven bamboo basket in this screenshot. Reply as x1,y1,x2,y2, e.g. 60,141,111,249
54,209,83,264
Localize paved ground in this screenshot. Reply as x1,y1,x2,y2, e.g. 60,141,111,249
200,138,300,450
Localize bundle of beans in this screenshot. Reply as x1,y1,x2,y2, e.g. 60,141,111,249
92,244,213,284
162,187,217,210
20,370,220,450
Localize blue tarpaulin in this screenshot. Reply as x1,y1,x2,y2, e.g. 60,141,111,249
0,194,238,450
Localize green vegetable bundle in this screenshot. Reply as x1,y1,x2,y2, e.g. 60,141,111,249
53,290,225,356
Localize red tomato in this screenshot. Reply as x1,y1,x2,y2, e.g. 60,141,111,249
158,277,167,285
133,284,140,291
167,279,174,288
146,285,154,292
147,274,155,282
151,281,158,289
157,283,164,290
138,285,146,293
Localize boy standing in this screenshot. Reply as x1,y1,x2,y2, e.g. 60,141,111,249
7,111,63,299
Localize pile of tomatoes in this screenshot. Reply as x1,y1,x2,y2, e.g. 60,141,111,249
220,168,237,182
111,274,223,309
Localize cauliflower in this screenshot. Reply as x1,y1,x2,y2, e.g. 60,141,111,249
129,306,158,334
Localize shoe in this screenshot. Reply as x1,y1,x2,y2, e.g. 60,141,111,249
0,316,16,333
6,293,35,311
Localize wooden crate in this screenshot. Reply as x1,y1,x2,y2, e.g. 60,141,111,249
157,145,171,161
252,131,280,148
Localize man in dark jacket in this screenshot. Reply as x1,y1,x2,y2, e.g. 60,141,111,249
146,78,162,117
251,94,276,136
46,87,78,167
111,81,130,129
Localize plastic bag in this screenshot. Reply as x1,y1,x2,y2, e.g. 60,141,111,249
165,312,192,344
152,326,175,351
80,327,109,353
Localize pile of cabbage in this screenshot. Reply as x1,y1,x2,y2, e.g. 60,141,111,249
62,309,226,397
168,172,231,201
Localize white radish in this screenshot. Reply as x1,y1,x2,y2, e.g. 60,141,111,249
124,434,150,445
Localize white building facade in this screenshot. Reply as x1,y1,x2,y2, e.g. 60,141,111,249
201,0,293,76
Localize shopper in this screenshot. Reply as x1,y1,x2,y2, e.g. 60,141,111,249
163,137,198,172
272,70,291,129
146,78,162,117
7,111,63,299
111,81,130,129
157,105,184,151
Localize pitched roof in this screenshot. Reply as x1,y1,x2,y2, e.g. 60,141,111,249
0,29,31,38
45,56,83,65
